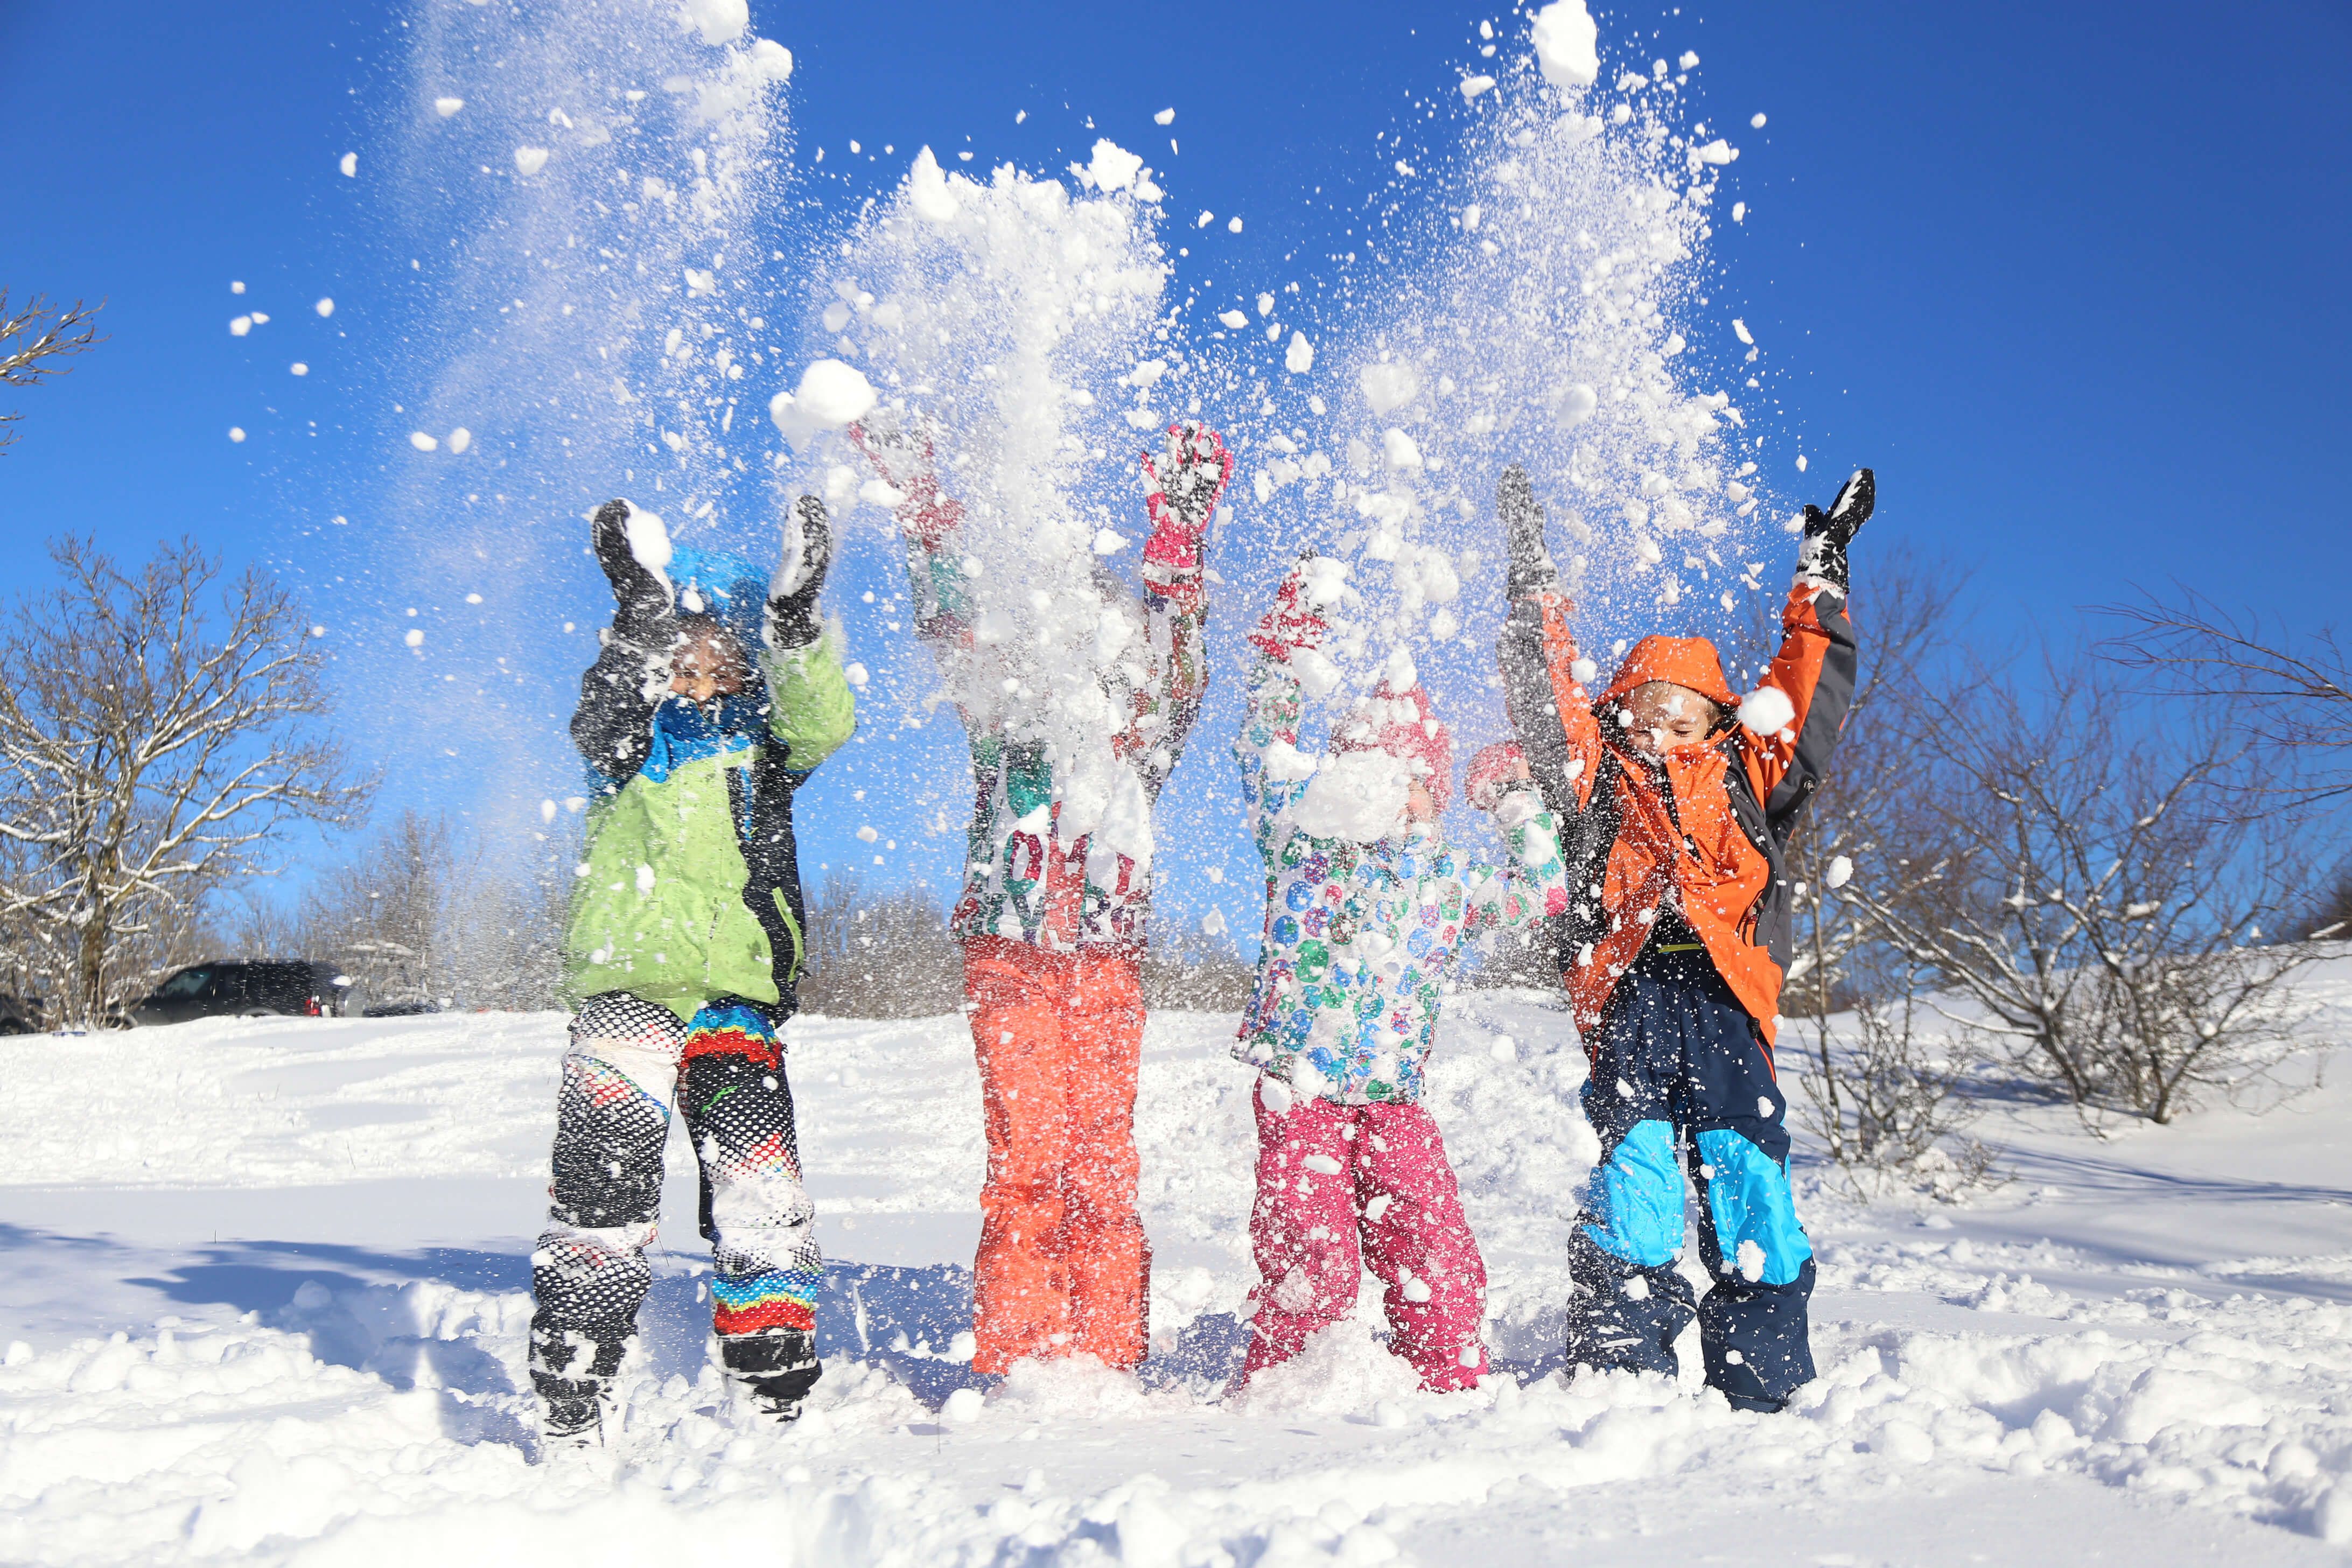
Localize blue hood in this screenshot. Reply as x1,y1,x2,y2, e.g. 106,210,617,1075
638,544,772,785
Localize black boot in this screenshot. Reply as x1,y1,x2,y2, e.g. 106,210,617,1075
724,1327,821,1424
534,1371,605,1451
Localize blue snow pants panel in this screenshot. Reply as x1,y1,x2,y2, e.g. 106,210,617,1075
1565,944,1816,1410
1582,1119,1685,1268
1696,1127,1811,1287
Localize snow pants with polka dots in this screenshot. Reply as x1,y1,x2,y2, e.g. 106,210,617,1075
528,992,823,1411
1239,1085,1489,1392
1565,944,1815,1411
964,936,1150,1375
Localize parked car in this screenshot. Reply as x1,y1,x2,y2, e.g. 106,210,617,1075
121,962,351,1026
0,993,46,1035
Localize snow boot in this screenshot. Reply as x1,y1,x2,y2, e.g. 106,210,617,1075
536,1374,606,1453
725,1326,821,1425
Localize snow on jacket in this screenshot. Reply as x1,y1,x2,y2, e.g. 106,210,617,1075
1497,577,1856,1048
1232,654,1570,1104
564,545,856,1024
899,516,1207,954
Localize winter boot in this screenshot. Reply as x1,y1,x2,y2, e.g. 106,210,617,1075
724,1326,822,1425
535,1373,606,1452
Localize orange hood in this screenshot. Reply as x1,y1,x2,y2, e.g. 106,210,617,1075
1598,634,1738,711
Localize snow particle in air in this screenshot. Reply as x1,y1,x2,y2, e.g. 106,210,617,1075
315,298,335,317
410,432,439,452
404,629,425,648
290,363,309,376
339,152,358,177
228,427,246,443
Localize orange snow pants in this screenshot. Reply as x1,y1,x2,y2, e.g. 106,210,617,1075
962,935,1150,1374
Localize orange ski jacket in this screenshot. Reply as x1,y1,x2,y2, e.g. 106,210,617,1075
1497,580,1858,1049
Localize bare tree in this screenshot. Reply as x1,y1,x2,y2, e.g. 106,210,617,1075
1859,652,2322,1124
1794,979,1998,1199
0,538,371,1025
0,293,104,454
2101,589,2352,811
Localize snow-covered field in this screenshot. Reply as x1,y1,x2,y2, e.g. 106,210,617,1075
7,962,2352,1565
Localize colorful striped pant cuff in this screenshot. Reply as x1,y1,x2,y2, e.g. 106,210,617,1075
711,1266,820,1336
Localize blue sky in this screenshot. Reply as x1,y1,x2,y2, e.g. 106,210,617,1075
4,0,2347,937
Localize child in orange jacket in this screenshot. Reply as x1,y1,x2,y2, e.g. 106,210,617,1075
1495,463,1873,1411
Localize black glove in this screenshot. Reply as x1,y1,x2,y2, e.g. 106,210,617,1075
1798,467,1874,592
1499,464,1557,598
766,494,834,650
591,498,676,647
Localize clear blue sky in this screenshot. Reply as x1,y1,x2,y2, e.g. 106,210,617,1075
4,0,2347,933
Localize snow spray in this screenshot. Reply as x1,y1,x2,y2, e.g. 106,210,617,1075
361,0,800,819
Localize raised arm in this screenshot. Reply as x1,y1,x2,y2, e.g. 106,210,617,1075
849,411,992,730
1740,470,1871,833
1234,555,1346,869
1493,466,1605,821
1458,748,1573,942
761,493,856,774
572,498,676,786
1121,422,1229,792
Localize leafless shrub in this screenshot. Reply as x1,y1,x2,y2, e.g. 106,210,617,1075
0,538,371,1024
1795,979,2001,1200
0,292,104,454
1142,922,1255,1011
1859,653,2326,1125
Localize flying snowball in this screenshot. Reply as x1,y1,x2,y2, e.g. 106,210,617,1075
434,96,465,118
1075,138,1143,192
228,427,246,443
290,363,309,376
410,431,439,452
314,298,334,317
1285,332,1315,374
229,316,252,337
1359,362,1419,414
514,146,550,176
447,428,472,453
339,152,358,177
1738,685,1796,739
1227,215,1243,233
404,629,425,648
1217,309,1248,330
1154,107,1175,126
1531,0,1600,89
769,358,877,449
678,0,749,46
1825,854,1855,890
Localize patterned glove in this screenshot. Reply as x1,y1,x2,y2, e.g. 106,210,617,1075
590,498,676,648
848,410,963,550
766,494,834,650
1249,552,1343,661
1498,464,1557,598
1797,467,1874,592
1139,420,1231,570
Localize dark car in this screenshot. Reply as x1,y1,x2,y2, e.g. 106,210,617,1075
122,962,351,1026
0,993,45,1035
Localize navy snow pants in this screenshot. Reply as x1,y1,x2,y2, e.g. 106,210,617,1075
1566,944,1815,1411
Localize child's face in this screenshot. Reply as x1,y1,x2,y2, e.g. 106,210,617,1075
669,626,749,707
1404,778,1437,823
1618,681,1719,756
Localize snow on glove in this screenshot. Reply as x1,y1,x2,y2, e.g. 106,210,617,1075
848,410,962,550
591,498,677,646
1249,551,1346,662
766,494,834,650
1498,464,1558,598
1466,740,1534,814
1797,467,1874,592
1139,420,1231,570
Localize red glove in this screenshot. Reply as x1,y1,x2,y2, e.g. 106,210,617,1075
1466,741,1531,813
848,415,963,551
1139,421,1230,570
1249,554,1336,661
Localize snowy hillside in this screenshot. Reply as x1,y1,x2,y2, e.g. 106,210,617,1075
5,964,2352,1564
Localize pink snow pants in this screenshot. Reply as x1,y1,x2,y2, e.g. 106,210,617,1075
1240,1085,1489,1392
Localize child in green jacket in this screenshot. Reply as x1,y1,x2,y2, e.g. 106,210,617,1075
529,494,853,1450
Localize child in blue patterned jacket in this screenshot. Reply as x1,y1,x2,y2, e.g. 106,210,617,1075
1230,555,1570,1391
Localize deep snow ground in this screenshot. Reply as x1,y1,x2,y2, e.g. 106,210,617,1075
5,964,2352,1565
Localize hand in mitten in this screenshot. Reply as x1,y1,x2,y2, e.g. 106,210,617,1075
591,498,677,647
1797,467,1874,592
1465,741,1536,816
766,494,835,650
1250,552,1346,661
848,410,962,549
1139,420,1231,570
1498,464,1558,598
